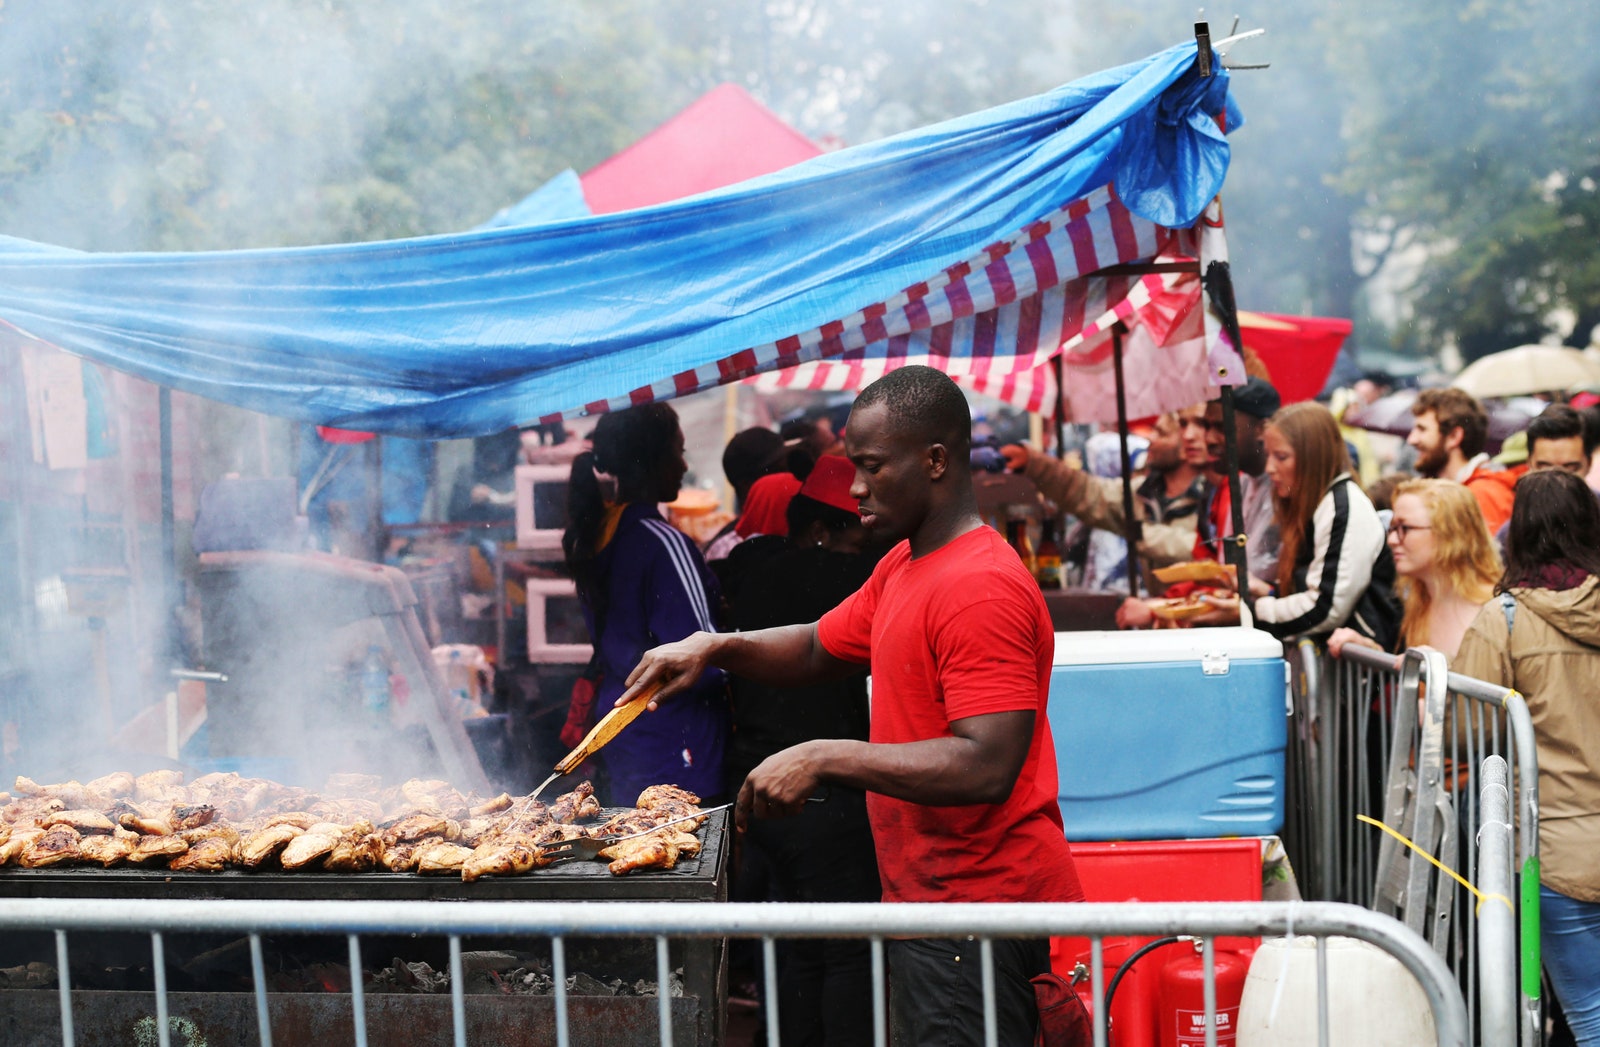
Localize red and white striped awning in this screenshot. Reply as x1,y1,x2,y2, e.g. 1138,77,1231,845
740,186,1236,421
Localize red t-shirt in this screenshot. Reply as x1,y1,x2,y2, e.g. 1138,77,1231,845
818,526,1083,904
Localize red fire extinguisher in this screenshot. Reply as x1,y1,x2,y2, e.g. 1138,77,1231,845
1157,941,1248,1047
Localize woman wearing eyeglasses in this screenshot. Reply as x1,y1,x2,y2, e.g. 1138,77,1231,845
1237,402,1402,649
1328,479,1501,659
1453,469,1600,1045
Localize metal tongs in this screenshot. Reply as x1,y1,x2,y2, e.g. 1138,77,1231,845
537,803,730,863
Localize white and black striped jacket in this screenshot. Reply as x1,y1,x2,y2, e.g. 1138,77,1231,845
1253,474,1388,641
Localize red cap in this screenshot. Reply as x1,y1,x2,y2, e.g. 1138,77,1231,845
800,455,857,514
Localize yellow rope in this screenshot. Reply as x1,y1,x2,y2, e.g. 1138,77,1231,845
1356,814,1514,916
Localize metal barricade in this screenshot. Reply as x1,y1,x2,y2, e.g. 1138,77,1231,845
0,897,1468,1047
1294,641,1542,1046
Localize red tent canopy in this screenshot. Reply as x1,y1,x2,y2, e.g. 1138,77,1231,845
580,84,823,214
1238,310,1351,404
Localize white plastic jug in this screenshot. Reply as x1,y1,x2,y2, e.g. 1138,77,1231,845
1237,935,1435,1046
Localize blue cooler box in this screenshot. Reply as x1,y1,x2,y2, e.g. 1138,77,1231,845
1047,627,1286,840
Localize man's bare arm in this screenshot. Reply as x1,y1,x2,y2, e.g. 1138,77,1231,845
734,710,1035,830
617,623,859,709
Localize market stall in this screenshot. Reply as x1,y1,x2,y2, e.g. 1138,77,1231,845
0,30,1309,1046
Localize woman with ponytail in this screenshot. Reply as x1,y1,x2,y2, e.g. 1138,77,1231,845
562,403,727,803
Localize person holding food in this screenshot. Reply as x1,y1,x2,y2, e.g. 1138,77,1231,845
1002,404,1212,587
562,402,728,805
1327,479,1500,660
620,366,1082,1047
1237,401,1401,648
1116,378,1284,629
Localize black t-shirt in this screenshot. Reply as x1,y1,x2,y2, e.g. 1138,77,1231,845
721,536,877,778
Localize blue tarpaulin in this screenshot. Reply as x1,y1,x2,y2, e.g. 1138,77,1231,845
0,42,1236,438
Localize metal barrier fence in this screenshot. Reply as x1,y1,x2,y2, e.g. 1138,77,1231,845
1284,641,1541,1047
0,897,1467,1047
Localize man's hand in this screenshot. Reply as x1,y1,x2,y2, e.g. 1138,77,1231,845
617,631,721,710
999,443,1032,474
734,741,829,831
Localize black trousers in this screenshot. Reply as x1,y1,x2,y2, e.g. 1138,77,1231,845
744,788,881,1047
887,936,1048,1047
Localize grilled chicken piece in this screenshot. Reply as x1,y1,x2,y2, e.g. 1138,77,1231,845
0,828,43,866
415,842,473,875
259,812,319,831
14,778,107,810
383,814,456,843
3,795,66,826
469,793,513,817
169,836,233,872
21,825,83,868
461,841,540,883
239,824,302,867
85,772,136,798
600,833,680,876
456,818,495,846
323,823,382,873
377,838,424,873
547,782,595,824
171,805,218,831
43,809,115,835
402,779,469,820
134,770,187,801
279,823,344,871
179,823,240,849
109,800,174,836
78,832,135,867
636,785,700,810
128,834,190,865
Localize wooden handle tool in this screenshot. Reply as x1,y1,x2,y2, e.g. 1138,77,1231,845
530,681,663,800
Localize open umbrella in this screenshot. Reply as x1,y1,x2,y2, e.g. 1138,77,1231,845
1454,345,1600,399
1342,388,1544,452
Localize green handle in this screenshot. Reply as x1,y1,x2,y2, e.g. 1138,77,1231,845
1520,855,1541,1001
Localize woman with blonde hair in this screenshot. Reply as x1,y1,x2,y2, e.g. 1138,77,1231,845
1241,402,1401,648
1328,479,1501,659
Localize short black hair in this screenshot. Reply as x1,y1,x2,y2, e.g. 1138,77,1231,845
852,365,972,452
1527,404,1597,457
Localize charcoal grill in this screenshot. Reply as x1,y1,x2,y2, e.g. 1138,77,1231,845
0,809,730,1046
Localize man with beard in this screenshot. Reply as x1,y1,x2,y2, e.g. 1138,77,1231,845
1406,387,1517,531
619,365,1082,1047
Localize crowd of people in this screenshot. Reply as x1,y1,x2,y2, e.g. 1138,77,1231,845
996,373,1600,1043
546,363,1599,1045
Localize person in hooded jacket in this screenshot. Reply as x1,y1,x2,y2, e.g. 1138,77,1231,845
1454,468,1600,1046
562,403,727,804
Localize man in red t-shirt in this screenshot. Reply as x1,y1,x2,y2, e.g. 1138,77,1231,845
620,365,1081,1046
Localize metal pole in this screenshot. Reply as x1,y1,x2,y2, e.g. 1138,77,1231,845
1051,354,1068,461
1110,323,1142,599
158,386,176,670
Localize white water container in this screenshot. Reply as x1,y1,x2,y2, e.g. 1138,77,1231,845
1236,935,1435,1046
